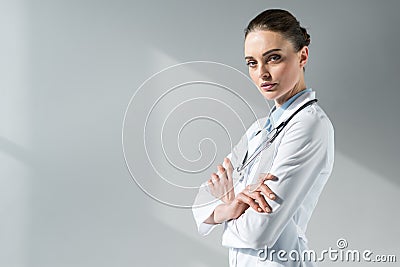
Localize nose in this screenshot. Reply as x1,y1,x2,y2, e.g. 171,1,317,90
258,64,270,80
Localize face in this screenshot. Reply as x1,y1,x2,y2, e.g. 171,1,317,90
244,30,308,106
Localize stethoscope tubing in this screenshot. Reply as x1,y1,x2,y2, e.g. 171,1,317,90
235,99,318,173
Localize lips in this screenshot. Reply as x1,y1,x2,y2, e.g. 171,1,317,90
260,82,277,92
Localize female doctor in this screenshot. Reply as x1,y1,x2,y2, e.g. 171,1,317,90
192,9,334,266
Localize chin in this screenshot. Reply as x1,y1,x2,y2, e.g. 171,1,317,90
260,91,276,101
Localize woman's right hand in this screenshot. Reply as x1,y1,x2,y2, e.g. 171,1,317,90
207,158,235,204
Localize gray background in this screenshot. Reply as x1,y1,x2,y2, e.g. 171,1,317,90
1,0,400,266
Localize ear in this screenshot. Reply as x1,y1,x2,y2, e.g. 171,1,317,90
298,46,309,68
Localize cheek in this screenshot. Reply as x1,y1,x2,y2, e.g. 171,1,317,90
273,62,296,83
249,69,258,84
270,64,287,80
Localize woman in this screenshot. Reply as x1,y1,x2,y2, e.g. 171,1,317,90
192,9,334,266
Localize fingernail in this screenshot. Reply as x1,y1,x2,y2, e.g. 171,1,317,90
257,207,262,212
269,193,275,199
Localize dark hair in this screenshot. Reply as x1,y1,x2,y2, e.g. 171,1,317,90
245,9,310,51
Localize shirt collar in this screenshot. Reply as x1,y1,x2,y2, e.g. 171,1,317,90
265,88,312,128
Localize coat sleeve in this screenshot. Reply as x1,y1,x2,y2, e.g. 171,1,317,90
221,107,334,249
192,119,262,236
191,160,229,236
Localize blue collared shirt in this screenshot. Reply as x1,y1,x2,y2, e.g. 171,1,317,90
257,88,312,136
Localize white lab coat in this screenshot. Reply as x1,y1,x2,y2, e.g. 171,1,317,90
192,90,334,266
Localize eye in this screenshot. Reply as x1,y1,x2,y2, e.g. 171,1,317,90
246,60,257,68
267,54,281,63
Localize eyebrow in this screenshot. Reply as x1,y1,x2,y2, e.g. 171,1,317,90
245,48,282,60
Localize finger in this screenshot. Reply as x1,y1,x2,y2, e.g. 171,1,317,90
224,158,233,181
247,183,261,193
237,193,262,213
250,192,272,213
211,173,220,183
217,165,230,184
217,165,226,177
223,157,233,169
207,178,213,186
258,183,276,200
261,173,278,182
243,187,271,213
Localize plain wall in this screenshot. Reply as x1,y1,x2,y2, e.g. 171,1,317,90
1,0,399,266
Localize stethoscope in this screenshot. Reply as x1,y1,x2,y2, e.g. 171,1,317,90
235,99,318,173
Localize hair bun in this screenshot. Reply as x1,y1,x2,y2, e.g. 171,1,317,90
300,27,311,46
245,9,311,51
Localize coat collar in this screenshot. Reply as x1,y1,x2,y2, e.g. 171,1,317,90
249,89,316,140
271,89,316,127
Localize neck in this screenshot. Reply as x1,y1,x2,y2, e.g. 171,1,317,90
275,80,307,108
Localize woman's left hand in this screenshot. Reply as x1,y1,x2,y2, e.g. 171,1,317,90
242,173,278,213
